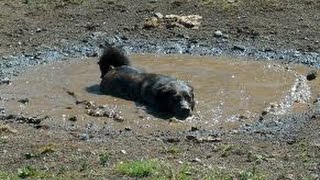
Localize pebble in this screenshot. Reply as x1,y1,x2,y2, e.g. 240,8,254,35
68,116,78,122
154,12,163,19
191,158,202,163
190,126,199,132
214,30,223,37
164,137,180,143
36,28,42,33
79,133,90,141
306,70,317,81
232,45,246,51
113,113,124,122
0,125,17,134
0,107,5,114
17,98,29,104
177,160,184,164
0,78,11,85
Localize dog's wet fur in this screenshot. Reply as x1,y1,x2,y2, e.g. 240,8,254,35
98,46,195,120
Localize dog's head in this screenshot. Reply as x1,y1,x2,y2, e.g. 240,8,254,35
160,81,195,120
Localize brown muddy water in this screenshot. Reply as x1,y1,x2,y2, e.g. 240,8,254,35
1,54,318,134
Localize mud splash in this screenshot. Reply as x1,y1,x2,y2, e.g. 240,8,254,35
0,54,318,134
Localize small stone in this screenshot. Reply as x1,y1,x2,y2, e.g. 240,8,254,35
191,158,202,163
0,107,5,114
154,12,163,19
310,174,319,179
232,45,245,51
261,110,268,116
306,70,317,81
197,136,222,143
113,113,124,122
34,124,50,129
214,30,223,37
120,150,127,154
68,116,77,122
17,98,29,104
80,133,90,141
36,28,42,33
144,17,159,29
0,125,17,134
190,126,199,131
172,0,184,6
0,78,11,85
164,137,180,143
186,134,197,140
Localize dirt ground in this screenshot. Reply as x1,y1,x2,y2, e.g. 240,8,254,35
0,0,320,179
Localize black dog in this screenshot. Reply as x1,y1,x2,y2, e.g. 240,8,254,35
98,46,195,120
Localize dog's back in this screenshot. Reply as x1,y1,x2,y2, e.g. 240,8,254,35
98,46,131,78
98,46,195,119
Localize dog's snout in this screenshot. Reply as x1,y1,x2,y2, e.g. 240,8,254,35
175,99,192,120
175,107,191,120
181,107,191,115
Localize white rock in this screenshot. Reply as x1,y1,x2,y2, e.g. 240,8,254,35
214,30,223,37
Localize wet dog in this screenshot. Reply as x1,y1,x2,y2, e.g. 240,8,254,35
98,46,195,120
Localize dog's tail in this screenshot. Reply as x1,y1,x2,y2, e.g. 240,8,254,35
98,46,131,78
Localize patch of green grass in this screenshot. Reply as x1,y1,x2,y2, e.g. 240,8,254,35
221,144,233,157
57,165,68,175
298,143,314,164
238,166,266,180
205,168,233,180
17,166,52,179
99,152,110,167
0,171,18,180
149,163,193,180
17,166,37,179
22,144,55,160
39,144,55,154
115,159,159,177
174,164,193,180
166,145,181,155
79,161,89,172
247,151,267,164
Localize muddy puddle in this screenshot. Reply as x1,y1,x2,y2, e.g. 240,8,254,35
1,54,319,135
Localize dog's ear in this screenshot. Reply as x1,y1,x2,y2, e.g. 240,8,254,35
190,98,195,110
157,86,176,99
187,85,195,110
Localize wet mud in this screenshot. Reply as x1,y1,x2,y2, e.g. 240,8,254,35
1,54,318,137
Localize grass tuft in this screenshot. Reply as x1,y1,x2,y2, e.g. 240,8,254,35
115,159,158,177
99,152,110,167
